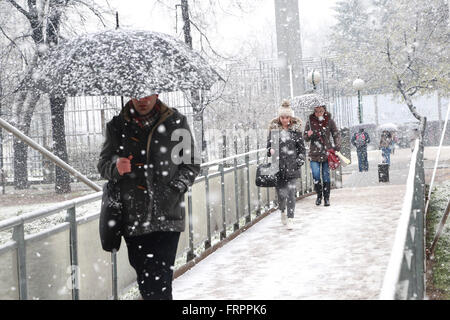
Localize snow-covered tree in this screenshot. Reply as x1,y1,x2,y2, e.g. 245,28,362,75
0,0,112,192
328,0,450,135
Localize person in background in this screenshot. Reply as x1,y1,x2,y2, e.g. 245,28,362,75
379,130,393,165
304,101,341,207
267,100,306,230
351,128,370,172
98,94,200,300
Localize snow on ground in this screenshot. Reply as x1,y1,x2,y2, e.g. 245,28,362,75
172,185,405,300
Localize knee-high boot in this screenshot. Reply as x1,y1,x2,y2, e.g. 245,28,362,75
323,182,331,206
314,181,322,206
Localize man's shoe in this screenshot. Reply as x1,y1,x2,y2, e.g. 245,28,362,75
324,198,330,206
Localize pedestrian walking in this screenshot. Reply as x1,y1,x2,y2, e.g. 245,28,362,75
351,128,370,172
379,130,393,165
267,100,306,230
304,101,341,207
97,94,200,300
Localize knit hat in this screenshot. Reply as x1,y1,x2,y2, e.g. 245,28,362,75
278,99,294,117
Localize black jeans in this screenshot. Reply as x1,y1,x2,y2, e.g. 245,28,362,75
125,231,180,300
356,148,369,172
276,178,297,218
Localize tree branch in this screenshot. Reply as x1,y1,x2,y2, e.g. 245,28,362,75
0,25,29,65
4,0,32,20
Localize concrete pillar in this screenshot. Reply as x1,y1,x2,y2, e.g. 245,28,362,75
274,0,305,100
374,95,379,126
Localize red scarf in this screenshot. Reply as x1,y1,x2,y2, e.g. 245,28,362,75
131,103,161,129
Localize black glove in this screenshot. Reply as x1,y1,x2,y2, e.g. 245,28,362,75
168,179,188,194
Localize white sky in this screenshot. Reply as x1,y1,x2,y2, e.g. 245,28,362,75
105,0,339,59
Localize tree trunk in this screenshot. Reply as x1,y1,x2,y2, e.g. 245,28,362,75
13,139,30,189
49,95,71,193
12,90,40,189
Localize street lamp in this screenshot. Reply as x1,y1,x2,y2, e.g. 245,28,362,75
307,69,321,90
353,78,365,124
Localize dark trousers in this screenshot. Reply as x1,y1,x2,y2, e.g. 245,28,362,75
125,231,180,300
356,148,369,172
276,178,297,218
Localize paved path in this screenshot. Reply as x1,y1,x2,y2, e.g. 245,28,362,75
172,147,450,299
173,184,406,300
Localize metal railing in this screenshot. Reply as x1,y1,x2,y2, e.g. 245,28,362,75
379,139,425,300
0,144,340,300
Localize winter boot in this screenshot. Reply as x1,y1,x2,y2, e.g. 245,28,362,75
287,218,294,230
314,181,322,206
323,182,331,207
280,210,287,225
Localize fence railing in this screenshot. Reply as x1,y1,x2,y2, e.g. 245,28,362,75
379,139,425,299
0,144,340,300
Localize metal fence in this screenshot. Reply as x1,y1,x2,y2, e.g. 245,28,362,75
379,138,425,299
0,143,341,300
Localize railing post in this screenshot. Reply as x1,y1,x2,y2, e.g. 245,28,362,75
220,162,227,241
204,173,212,250
222,132,227,166
233,140,240,231
111,250,118,300
13,223,27,300
187,187,195,262
66,207,80,300
245,135,251,224
256,138,261,216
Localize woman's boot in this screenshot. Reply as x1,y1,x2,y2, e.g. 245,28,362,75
323,182,331,206
314,181,322,206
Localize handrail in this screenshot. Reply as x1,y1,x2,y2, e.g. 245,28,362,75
379,139,425,300
200,148,266,168
0,191,103,232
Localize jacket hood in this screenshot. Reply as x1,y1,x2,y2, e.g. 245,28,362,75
268,116,303,132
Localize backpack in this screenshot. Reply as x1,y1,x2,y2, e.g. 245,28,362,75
355,132,366,147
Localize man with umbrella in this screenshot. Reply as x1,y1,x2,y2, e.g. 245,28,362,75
98,94,200,300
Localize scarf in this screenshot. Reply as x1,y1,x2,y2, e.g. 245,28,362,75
131,103,161,130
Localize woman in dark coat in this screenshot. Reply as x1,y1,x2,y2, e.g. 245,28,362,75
267,100,306,230
304,102,341,207
97,94,200,300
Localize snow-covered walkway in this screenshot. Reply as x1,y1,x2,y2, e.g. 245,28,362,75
172,184,405,300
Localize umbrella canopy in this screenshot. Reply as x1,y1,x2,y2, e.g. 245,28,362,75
378,123,399,131
291,92,328,113
32,29,222,97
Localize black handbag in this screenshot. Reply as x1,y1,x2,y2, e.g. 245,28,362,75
255,162,278,187
99,181,123,252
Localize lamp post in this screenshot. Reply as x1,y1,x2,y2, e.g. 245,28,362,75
353,79,365,124
307,69,321,90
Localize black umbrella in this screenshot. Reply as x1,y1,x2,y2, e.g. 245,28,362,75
32,29,222,97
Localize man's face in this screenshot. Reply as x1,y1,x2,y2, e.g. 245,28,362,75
131,94,158,115
314,106,325,118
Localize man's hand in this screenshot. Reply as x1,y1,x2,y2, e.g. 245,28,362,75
307,130,313,137
116,155,133,176
270,148,275,155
